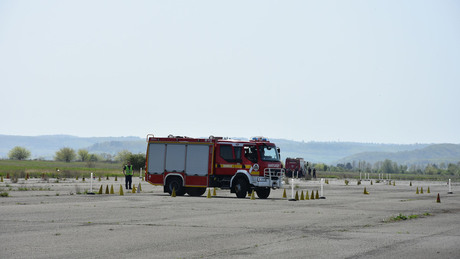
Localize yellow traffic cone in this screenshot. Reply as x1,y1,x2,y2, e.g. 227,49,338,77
115,175,118,181
250,190,255,200
138,183,142,192
0,176,3,182
98,185,103,194
436,193,441,203
310,190,315,200
421,187,424,194
213,187,217,196
106,175,109,180
132,185,136,193
305,190,309,200
410,181,412,186
300,191,305,200
171,187,176,197
416,187,419,194
295,191,299,200
282,189,287,198
371,180,373,185
98,176,101,182
110,185,114,194
105,185,109,194
207,189,212,198
119,185,124,195
316,190,319,199
427,187,430,193
364,187,369,194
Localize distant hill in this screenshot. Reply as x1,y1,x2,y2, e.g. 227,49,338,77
1,135,457,166
336,144,460,166
272,139,428,164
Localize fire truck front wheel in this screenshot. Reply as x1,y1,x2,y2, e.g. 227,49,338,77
234,177,249,198
166,177,186,196
255,188,271,199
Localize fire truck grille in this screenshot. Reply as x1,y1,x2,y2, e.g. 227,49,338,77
264,168,285,179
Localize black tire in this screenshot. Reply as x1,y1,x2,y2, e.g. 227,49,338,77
167,177,186,196
256,188,271,199
186,187,207,197
234,177,249,198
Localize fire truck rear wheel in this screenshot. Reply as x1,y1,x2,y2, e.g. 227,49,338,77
186,187,206,197
255,188,271,199
167,177,186,196
234,177,249,198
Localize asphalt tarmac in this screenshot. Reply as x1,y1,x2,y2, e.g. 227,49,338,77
0,177,459,258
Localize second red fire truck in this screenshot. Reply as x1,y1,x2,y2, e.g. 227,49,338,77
145,134,284,199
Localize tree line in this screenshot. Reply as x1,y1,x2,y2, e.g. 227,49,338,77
6,146,145,170
319,159,460,176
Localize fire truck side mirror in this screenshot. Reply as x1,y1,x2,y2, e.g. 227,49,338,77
277,147,280,154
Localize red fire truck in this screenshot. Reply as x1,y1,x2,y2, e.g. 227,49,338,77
145,134,284,199
285,157,306,178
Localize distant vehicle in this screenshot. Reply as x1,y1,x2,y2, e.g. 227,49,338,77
285,157,306,178
145,135,284,199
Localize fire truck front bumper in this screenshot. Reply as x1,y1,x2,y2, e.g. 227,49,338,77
251,168,284,189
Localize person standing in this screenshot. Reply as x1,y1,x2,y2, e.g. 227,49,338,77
123,161,133,189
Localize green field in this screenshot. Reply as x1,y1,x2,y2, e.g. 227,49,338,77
0,160,126,179
1,160,457,182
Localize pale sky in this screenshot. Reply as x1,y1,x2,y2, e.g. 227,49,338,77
1,0,459,144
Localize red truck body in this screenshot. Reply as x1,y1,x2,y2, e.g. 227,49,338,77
285,157,306,178
145,135,284,198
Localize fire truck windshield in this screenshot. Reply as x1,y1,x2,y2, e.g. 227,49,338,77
259,145,280,162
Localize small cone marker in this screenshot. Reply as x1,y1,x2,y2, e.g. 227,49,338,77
138,183,142,192
105,185,109,194
295,191,299,200
213,187,217,196
410,181,412,186
76,176,79,180
106,175,109,180
119,185,124,195
436,193,441,203
6,173,10,179
310,190,315,200
132,185,136,193
421,187,424,194
98,176,101,182
282,189,287,198
207,189,212,198
371,180,373,185
416,187,419,194
300,191,305,200
251,190,255,200
82,177,85,182
171,187,176,197
115,175,118,181
427,187,430,193
305,190,309,200
0,176,3,182
42,173,45,180
98,185,103,194
26,173,29,180
110,185,114,194
316,190,320,199
363,187,369,195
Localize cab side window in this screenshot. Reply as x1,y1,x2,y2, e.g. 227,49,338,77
219,145,243,163
220,145,233,161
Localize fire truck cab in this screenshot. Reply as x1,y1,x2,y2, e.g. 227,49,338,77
145,135,284,199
